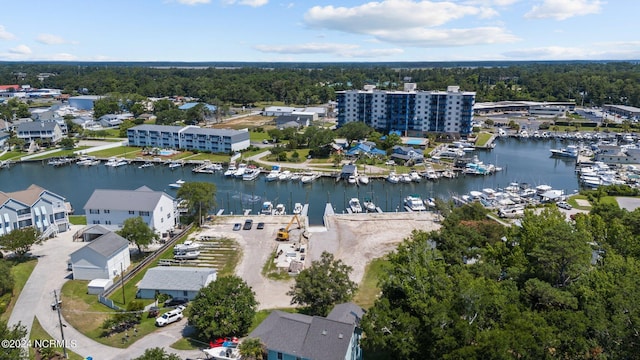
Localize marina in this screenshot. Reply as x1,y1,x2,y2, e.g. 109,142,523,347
0,138,596,224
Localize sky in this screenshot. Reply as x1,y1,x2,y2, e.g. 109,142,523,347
0,0,638,62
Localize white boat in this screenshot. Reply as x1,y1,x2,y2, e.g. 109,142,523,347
265,165,281,181
242,168,261,181
168,179,185,189
203,346,241,360
168,160,183,169
174,240,201,253
233,163,247,178
278,170,292,181
290,173,302,181
261,201,274,215
387,171,399,184
409,170,421,183
550,144,579,158
105,157,127,167
224,162,237,176
138,162,155,169
293,203,303,215
400,173,412,183
425,197,436,208
363,198,376,212
76,156,96,166
358,175,369,185
300,173,319,184
348,198,362,213
348,175,357,184
404,195,427,211
174,250,200,260
274,203,286,215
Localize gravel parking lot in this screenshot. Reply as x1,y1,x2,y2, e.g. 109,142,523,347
196,212,442,309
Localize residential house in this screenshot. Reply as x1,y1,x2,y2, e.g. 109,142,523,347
249,302,364,360
127,124,250,153
83,186,177,236
0,184,71,237
390,145,424,164
136,266,217,301
345,141,386,158
275,115,310,129
0,131,9,148
16,121,64,146
69,231,131,281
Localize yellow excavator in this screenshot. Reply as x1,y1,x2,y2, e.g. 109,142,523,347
276,214,302,241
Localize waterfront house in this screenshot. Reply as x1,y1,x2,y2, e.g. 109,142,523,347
127,124,250,153
345,141,386,158
83,186,177,236
16,121,63,146
249,302,364,360
390,145,424,164
69,231,131,281
0,184,70,237
136,266,217,301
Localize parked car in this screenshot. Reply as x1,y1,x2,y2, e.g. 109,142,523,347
257,222,265,230
233,223,242,231
164,297,188,308
155,309,183,327
243,219,253,230
557,201,572,210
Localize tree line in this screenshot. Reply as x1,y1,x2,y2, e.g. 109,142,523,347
1,62,639,107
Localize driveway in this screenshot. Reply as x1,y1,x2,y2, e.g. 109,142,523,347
8,226,203,360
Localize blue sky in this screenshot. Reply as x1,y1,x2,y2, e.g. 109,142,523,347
0,0,638,62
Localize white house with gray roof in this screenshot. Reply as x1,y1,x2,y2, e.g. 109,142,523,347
0,184,70,238
83,186,177,236
127,124,250,153
249,302,364,360
136,266,217,301
69,231,131,281
16,121,63,145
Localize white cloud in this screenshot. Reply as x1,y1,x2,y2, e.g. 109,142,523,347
254,42,403,58
177,0,211,5
303,1,516,48
36,33,66,45
464,0,519,6
222,0,268,6
525,0,602,20
9,44,31,55
47,53,77,61
0,25,16,40
502,44,640,60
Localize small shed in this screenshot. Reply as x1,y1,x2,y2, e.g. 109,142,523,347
69,232,131,281
340,164,357,179
87,278,113,295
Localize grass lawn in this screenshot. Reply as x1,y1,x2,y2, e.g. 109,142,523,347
0,258,37,321
89,146,142,158
0,151,26,161
249,131,271,142
29,317,84,360
474,132,493,147
353,258,388,309
600,196,622,207
28,146,92,160
69,215,87,225
184,153,230,162
61,280,160,348
238,149,269,162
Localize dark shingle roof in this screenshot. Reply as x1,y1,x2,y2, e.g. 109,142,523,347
326,302,365,325
17,121,58,132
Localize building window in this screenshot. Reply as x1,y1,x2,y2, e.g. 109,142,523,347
92,220,100,224
183,291,188,296
277,353,283,360
129,210,135,215
89,209,100,214
167,213,171,219
104,209,110,214
105,220,111,225
139,211,150,216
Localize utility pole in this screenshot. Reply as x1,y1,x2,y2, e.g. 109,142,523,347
53,290,68,359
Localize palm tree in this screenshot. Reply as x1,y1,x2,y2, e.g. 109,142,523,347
239,338,267,360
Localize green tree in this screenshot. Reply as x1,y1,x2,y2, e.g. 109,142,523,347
0,261,14,297
58,137,76,149
132,347,181,360
176,182,217,226
186,276,257,340
0,320,27,360
93,96,121,118
287,251,357,316
238,337,267,360
117,216,157,254
0,227,41,258
337,122,374,143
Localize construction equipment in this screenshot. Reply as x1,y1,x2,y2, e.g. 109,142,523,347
276,214,302,241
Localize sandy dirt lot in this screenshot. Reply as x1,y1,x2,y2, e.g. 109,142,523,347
195,212,441,310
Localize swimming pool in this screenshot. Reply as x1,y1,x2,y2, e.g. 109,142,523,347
158,149,176,156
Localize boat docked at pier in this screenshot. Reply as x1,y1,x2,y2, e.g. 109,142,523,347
261,201,274,215
404,195,427,212
386,171,400,184
224,162,237,176
105,157,128,167
348,198,362,213
293,203,303,215
242,167,261,181
550,144,579,158
300,172,320,184
265,165,281,181
168,179,185,189
273,203,286,215
363,198,377,212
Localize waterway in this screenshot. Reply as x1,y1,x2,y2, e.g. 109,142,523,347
0,138,580,225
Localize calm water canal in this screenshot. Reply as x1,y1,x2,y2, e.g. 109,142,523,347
0,138,580,225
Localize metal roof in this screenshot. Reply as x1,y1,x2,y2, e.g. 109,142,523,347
137,266,216,292
71,231,129,258
83,188,173,212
